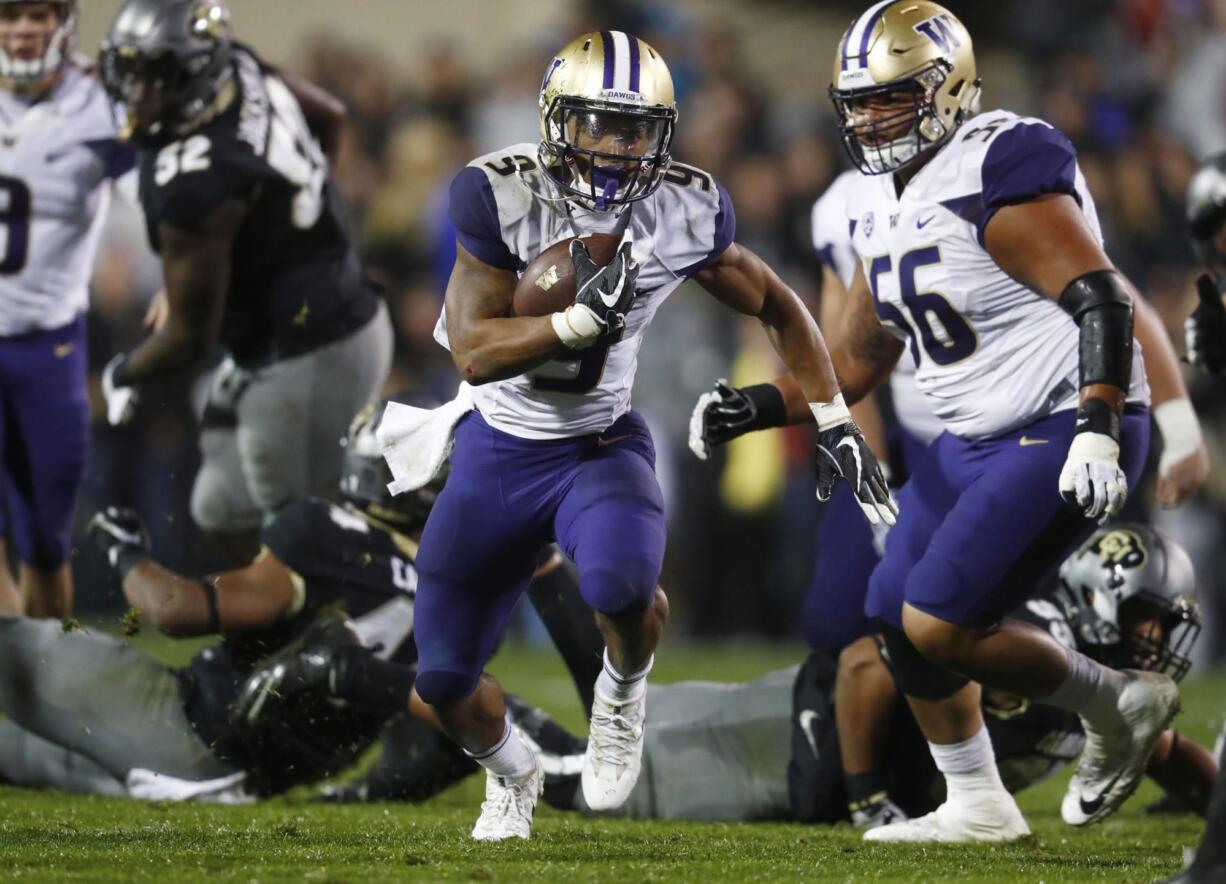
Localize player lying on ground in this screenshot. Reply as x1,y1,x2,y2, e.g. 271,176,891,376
406,28,893,842
506,526,1216,825
97,0,390,565
0,401,589,801
690,155,1208,827
0,0,138,618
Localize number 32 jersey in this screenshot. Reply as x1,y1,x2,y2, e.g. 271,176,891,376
436,144,734,439
0,58,134,336
137,45,377,367
846,109,1149,439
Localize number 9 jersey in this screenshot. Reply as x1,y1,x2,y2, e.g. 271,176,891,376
136,44,377,368
435,143,734,440
846,109,1149,439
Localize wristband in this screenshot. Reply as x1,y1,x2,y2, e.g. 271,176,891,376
1074,397,1120,442
113,546,148,581
107,353,132,388
809,393,852,432
1153,398,1203,462
740,384,788,430
198,576,222,634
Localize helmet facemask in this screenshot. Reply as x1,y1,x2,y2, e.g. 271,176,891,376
540,95,675,211
0,0,76,92
830,62,952,176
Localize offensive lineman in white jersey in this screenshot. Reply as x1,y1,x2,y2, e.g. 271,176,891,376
691,158,1209,829
0,1,135,618
409,30,894,841
806,1,1188,841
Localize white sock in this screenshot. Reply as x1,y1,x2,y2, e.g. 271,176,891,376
1043,647,1127,730
928,724,1005,801
595,648,652,704
467,717,536,780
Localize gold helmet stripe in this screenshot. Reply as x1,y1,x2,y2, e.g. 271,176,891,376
843,0,899,74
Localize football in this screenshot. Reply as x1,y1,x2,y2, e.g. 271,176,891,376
511,233,622,317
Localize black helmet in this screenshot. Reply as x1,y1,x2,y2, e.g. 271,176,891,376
340,395,447,532
1056,524,1201,682
98,0,232,143
1188,153,1226,274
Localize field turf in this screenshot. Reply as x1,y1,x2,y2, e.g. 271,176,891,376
0,631,1219,882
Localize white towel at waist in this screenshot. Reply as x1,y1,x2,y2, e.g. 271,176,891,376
377,383,475,496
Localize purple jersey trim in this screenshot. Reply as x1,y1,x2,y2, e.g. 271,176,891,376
680,182,737,278
448,167,518,271
85,138,138,180
978,122,1080,246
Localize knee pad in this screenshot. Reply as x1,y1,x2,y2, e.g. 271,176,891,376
879,624,969,701
579,565,655,616
414,669,479,706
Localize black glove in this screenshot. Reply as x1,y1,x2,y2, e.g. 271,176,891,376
1185,274,1226,374
571,238,638,344
814,421,898,526
688,380,787,460
87,506,151,578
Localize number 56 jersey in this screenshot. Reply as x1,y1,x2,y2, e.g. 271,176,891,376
137,45,377,368
435,144,734,440
847,109,1149,439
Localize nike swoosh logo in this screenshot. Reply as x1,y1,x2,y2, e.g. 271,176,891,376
1019,436,1049,446
53,342,75,358
916,215,936,229
1078,772,1122,817
597,434,632,447
798,709,821,758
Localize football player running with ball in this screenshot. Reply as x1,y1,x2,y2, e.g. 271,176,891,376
97,0,391,563
0,1,137,618
789,1,1174,842
412,31,893,841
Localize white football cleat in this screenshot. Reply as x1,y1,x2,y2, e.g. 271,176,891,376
863,791,1030,843
1062,670,1180,827
471,755,544,842
581,685,646,811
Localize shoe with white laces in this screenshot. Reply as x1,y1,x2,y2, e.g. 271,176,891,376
581,685,646,811
1062,670,1180,827
470,755,544,842
863,790,1030,843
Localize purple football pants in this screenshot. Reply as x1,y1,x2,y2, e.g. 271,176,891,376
413,410,665,705
0,317,89,570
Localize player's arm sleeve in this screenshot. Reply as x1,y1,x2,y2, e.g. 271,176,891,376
679,181,737,278
977,123,1079,246
448,166,519,271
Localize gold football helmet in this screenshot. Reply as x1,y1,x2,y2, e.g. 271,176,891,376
829,1,980,175
538,31,676,210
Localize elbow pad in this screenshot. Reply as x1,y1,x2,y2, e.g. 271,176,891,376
1058,270,1134,391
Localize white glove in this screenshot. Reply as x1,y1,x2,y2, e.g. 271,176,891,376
102,355,138,427
688,389,720,460
1058,432,1127,521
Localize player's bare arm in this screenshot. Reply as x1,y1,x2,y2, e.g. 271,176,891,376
120,200,247,384
827,263,905,406
984,192,1135,519
693,241,841,404
89,506,297,636
278,70,346,158
443,243,568,384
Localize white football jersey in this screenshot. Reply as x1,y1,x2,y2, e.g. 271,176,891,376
435,143,733,439
0,58,133,336
812,170,944,445
846,109,1149,439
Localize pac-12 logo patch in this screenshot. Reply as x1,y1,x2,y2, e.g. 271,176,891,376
861,211,875,237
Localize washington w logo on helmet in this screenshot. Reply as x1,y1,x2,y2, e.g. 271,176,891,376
913,13,963,53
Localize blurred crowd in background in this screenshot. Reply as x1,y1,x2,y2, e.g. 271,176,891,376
75,0,1226,668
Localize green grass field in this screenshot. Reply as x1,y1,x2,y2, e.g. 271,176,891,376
0,633,1220,882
